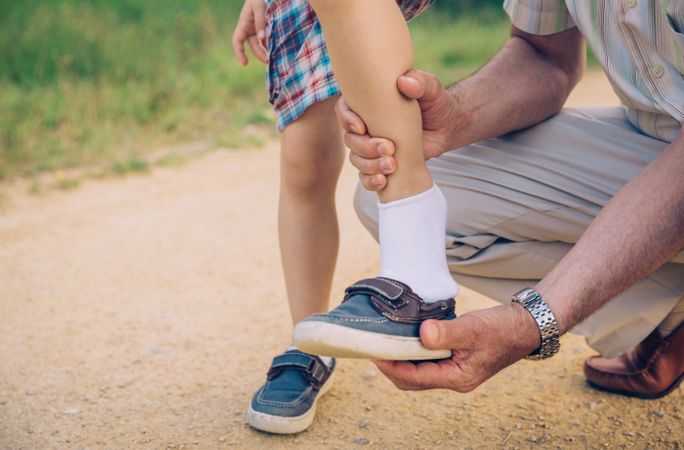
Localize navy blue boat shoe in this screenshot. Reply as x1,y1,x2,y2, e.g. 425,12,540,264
293,277,456,360
246,350,335,434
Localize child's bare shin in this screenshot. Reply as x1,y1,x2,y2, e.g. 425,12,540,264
310,0,432,202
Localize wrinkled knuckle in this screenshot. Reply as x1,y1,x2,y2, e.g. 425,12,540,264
363,143,377,158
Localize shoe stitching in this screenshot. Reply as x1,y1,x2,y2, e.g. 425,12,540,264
318,316,389,324
255,385,318,408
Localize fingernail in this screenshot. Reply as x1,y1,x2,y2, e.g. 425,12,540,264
422,321,439,345
378,143,390,156
380,158,393,173
374,175,384,186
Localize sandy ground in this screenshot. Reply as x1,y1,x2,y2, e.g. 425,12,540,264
1,72,682,450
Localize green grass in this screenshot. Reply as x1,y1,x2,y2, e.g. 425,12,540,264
0,0,274,179
0,1,597,181
55,177,80,190
411,9,600,84
108,157,150,176
410,11,511,84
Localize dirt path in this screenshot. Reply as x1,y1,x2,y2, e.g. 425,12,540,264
0,72,681,449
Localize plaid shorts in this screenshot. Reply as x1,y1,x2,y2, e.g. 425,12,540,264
265,0,435,131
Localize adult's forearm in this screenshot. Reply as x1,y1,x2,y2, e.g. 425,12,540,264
536,139,684,334
446,27,585,151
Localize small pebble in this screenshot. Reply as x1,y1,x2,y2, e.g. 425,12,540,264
587,402,598,411
63,408,80,415
355,437,370,445
358,419,369,429
218,437,226,442
652,410,666,418
362,370,377,380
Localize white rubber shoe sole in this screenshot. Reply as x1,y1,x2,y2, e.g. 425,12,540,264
246,371,335,435
293,321,451,361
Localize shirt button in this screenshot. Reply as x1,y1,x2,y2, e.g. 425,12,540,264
625,0,637,7
651,65,665,78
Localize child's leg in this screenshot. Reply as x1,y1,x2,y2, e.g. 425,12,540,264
309,0,429,202
279,96,345,324
309,0,457,301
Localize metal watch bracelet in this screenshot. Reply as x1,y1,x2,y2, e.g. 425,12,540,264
511,288,560,360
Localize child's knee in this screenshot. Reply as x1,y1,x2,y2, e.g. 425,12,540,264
281,144,341,195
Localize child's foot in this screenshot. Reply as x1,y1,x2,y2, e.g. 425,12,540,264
246,350,335,434
293,277,455,360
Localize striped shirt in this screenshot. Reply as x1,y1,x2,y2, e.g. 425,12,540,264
504,0,684,142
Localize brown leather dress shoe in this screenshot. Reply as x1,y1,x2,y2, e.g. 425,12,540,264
583,322,684,399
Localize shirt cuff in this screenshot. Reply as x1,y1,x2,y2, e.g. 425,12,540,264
504,0,577,36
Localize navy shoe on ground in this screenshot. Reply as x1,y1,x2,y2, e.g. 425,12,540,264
293,277,456,360
246,349,335,434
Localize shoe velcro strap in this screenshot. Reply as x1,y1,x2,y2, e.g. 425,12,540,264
267,352,329,389
344,277,405,302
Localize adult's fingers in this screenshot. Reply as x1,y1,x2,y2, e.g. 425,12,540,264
420,315,480,351
344,134,395,159
397,69,443,102
374,361,427,390
349,152,395,176
375,360,465,391
335,97,367,135
358,173,387,191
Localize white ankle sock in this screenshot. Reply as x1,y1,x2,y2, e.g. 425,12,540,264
287,345,333,367
378,184,458,302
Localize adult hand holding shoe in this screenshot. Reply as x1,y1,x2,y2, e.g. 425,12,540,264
374,303,541,392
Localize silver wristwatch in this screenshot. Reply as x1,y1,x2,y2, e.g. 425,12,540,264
511,288,560,360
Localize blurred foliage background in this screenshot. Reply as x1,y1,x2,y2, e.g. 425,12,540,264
0,0,549,181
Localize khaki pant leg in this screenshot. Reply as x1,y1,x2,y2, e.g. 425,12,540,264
353,107,684,357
